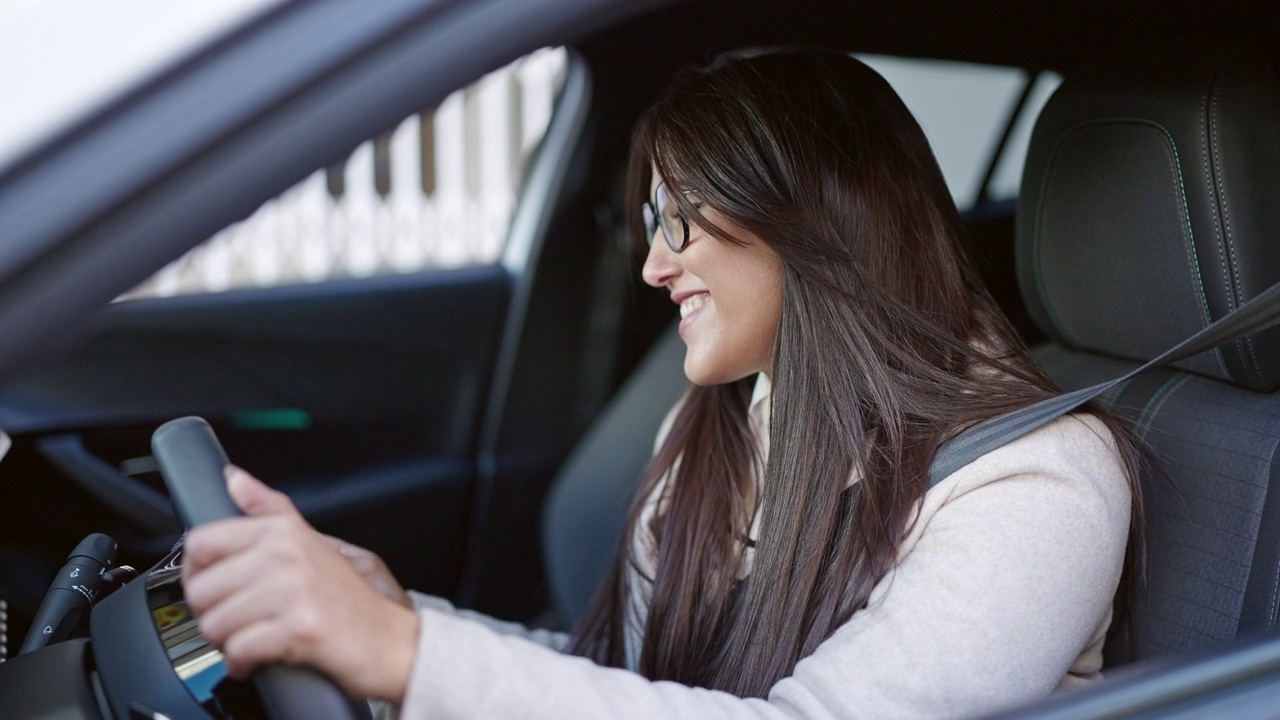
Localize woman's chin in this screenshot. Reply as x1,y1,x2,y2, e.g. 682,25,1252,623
682,353,719,386
682,353,740,387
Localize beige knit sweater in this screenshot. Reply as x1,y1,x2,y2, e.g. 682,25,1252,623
399,375,1131,719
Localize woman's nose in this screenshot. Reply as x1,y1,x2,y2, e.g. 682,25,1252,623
641,237,680,288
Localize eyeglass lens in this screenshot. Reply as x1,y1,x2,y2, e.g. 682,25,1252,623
652,183,688,252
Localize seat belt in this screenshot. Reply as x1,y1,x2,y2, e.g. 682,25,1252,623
929,279,1280,487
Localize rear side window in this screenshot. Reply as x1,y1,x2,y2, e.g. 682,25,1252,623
858,54,1061,209
985,72,1062,200
122,47,567,299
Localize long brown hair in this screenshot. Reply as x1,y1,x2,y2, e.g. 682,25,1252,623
571,49,1143,697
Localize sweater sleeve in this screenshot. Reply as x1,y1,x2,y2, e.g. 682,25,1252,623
399,415,1130,719
406,591,571,652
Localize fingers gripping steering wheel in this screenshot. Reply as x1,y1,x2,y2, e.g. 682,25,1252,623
152,417,361,720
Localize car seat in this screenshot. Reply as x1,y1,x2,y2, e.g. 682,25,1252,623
1017,50,1280,663
542,324,686,625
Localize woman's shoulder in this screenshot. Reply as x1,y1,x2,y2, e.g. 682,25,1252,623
927,412,1131,520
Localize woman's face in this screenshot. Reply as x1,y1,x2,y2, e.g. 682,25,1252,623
641,167,784,385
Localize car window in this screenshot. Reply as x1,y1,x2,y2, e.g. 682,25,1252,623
122,47,567,299
858,54,1062,209
985,72,1063,200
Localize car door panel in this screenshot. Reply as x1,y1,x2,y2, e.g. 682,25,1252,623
0,265,509,600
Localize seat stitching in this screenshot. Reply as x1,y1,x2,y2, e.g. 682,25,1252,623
1145,601,1242,634
1272,560,1280,627
1270,529,1280,624
1147,414,1280,444
1201,77,1231,313
1158,387,1280,419
1150,436,1276,469
1151,484,1262,516
1139,122,1231,379
1139,117,1233,380
1172,514,1262,543
1137,373,1189,437
1208,68,1263,386
1142,607,1232,642
1142,600,1237,631
1265,429,1280,627
1154,560,1250,593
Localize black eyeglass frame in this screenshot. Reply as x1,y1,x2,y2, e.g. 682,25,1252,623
641,182,690,253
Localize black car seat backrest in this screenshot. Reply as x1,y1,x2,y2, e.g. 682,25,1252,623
1017,50,1280,663
542,325,686,626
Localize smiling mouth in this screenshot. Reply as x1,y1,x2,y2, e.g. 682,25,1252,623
679,293,708,319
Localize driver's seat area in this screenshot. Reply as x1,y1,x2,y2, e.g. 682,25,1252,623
1014,49,1280,663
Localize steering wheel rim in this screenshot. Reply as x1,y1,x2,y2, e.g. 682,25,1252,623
152,416,361,720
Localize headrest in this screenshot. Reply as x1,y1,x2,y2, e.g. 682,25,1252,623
1016,51,1280,392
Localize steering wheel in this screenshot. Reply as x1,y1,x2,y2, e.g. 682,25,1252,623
152,417,360,720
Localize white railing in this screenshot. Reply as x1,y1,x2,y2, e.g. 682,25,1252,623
125,47,566,299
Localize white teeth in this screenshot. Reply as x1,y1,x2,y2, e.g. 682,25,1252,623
680,293,707,319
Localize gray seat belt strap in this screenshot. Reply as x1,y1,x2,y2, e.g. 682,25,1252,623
928,279,1280,487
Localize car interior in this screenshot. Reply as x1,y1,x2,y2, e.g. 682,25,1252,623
0,0,1279,717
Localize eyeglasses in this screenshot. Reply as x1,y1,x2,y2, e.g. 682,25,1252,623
642,182,691,253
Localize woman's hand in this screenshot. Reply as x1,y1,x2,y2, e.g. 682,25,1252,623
321,535,413,610
181,466,420,703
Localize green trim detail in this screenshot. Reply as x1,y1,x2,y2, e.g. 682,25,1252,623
232,408,312,430
1135,373,1189,437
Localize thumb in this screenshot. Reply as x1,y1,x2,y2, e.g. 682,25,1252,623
225,465,299,518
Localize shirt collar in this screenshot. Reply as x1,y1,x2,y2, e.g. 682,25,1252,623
750,372,772,415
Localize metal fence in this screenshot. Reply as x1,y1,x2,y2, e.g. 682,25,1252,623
124,47,566,299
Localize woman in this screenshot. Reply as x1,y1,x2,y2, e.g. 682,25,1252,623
182,49,1141,718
